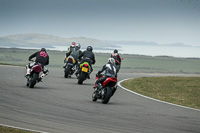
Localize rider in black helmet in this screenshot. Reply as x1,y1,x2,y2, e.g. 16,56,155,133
87,46,93,51
78,46,96,66
26,48,49,80
111,49,121,73
28,48,49,66
114,49,118,53
76,46,96,78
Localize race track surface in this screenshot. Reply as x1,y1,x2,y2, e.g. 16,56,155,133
0,65,200,133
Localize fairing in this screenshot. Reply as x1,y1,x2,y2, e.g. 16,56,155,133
32,65,42,73
103,77,117,87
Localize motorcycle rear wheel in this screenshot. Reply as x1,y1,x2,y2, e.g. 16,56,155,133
78,72,86,84
64,65,71,78
101,87,112,104
29,73,38,88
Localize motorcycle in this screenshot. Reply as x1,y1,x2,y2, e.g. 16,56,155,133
26,62,43,88
77,61,91,84
64,55,77,78
92,74,117,104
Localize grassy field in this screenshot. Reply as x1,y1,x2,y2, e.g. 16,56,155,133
0,48,200,74
121,77,200,109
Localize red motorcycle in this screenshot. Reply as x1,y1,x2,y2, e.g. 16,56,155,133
26,62,43,88
92,74,117,104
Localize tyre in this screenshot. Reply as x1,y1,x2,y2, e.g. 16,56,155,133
64,65,71,78
78,72,86,84
29,73,38,88
92,91,98,102
101,87,112,104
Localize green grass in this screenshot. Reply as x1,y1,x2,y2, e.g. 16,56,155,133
0,125,37,133
0,48,200,74
121,77,200,109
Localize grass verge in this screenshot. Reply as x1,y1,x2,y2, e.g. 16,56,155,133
121,77,200,109
0,125,37,133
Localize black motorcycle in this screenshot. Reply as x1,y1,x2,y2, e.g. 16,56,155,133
64,55,77,78
77,61,91,84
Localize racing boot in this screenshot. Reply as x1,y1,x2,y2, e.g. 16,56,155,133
25,68,31,78
75,67,80,78
40,72,47,82
97,83,103,94
63,63,67,68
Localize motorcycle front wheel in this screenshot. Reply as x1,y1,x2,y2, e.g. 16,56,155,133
92,91,98,102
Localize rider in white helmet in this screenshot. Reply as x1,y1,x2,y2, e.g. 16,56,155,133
95,58,117,89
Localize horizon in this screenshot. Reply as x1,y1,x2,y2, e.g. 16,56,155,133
1,32,199,47
0,32,200,58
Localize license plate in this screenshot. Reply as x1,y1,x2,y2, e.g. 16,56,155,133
82,67,88,72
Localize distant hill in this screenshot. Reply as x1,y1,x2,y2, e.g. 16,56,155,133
0,33,116,49
0,33,192,50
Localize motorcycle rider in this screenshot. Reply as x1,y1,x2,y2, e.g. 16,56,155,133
76,46,96,78
25,48,49,80
63,42,82,68
111,49,121,73
95,58,117,90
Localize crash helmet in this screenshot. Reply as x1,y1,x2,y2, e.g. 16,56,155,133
114,49,118,53
108,58,115,64
41,48,46,52
87,46,93,51
76,43,81,48
71,42,76,46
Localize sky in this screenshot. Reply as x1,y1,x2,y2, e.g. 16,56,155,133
0,0,200,46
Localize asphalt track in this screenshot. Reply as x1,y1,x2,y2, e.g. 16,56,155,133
0,65,200,133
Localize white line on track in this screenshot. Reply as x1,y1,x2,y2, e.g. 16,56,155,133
118,78,200,112
0,124,48,133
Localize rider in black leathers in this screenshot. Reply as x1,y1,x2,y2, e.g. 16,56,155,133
26,48,49,78
28,48,49,66
76,46,96,76
111,49,121,73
